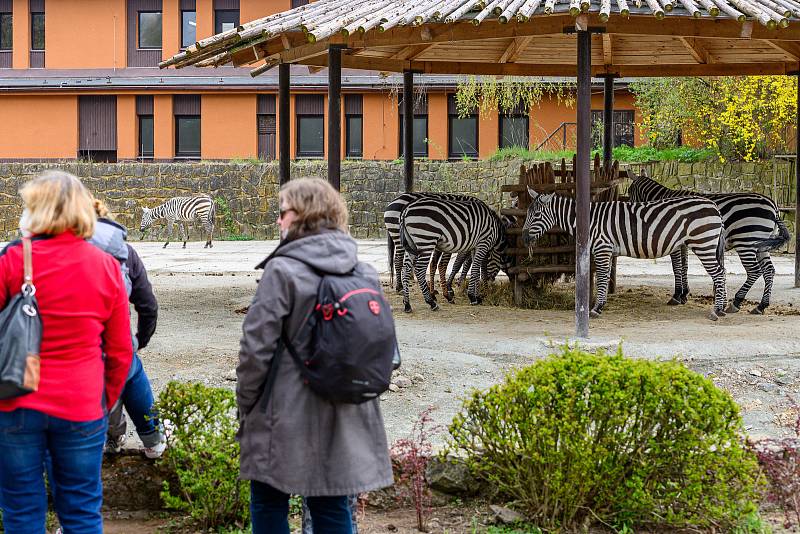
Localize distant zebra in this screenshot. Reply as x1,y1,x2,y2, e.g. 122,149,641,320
522,189,727,321
384,192,477,297
628,174,790,314
140,195,216,249
400,197,509,313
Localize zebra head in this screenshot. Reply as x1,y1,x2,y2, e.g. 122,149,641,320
522,188,556,245
140,207,154,233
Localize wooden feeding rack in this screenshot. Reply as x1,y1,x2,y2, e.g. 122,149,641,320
500,154,624,305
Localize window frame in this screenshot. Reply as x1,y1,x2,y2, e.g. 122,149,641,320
398,115,429,158
291,0,309,7
0,12,12,51
296,114,324,158
138,114,154,159
137,10,162,50
30,11,44,51
174,115,201,159
345,114,363,159
214,9,239,34
499,113,529,150
180,10,196,50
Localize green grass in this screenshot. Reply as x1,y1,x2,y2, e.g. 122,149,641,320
489,145,716,163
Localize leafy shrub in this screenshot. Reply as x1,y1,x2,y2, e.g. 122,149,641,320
445,345,763,531
489,145,714,163
155,381,249,530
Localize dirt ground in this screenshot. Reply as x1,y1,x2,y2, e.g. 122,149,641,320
134,267,800,448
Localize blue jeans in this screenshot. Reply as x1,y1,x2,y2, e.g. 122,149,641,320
108,354,161,447
250,481,352,534
0,408,106,534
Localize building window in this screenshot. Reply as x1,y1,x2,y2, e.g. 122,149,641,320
30,12,44,50
176,117,200,157
0,12,11,50
79,96,118,163
500,106,529,150
448,94,478,159
174,95,200,159
181,10,196,48
139,116,154,158
291,0,309,7
215,9,238,33
138,11,162,49
345,94,362,159
591,109,636,148
257,94,276,161
398,94,428,158
296,94,324,158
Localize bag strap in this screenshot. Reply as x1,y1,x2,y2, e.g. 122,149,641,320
22,237,35,296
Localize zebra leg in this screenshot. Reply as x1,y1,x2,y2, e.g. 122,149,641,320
180,222,188,249
679,245,690,303
394,245,405,293
467,246,489,305
726,249,760,314
445,253,469,303
692,243,727,321
428,250,442,297
752,252,775,314
204,219,213,248
438,253,452,302
590,246,613,318
459,254,473,288
414,250,439,311
667,249,685,305
401,252,415,313
163,220,174,248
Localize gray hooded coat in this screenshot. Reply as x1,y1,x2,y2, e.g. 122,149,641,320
236,230,394,496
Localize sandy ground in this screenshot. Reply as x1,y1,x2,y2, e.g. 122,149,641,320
120,240,800,449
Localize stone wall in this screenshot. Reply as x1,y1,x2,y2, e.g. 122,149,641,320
0,159,794,246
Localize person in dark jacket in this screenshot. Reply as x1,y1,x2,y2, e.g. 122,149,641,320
90,200,164,459
237,178,393,534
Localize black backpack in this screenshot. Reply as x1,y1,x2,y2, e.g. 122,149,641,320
260,260,400,408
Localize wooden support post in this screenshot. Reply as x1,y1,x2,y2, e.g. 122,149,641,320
795,73,800,287
604,74,618,294
328,45,343,191
576,30,592,338
278,63,290,186
403,70,414,193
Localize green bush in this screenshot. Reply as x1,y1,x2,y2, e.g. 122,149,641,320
446,345,763,531
155,381,249,531
489,145,715,163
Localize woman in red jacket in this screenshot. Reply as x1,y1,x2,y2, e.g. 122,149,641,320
0,171,133,534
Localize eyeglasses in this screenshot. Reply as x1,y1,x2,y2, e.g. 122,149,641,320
279,208,295,219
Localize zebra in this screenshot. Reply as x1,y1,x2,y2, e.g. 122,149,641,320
399,197,509,313
384,192,480,298
140,195,216,249
521,189,728,321
628,174,790,314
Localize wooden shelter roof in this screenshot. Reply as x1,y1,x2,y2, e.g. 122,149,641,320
162,0,800,79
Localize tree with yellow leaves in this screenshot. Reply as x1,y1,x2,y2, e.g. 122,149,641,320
630,76,797,161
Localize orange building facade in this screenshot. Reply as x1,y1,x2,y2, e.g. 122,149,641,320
0,0,644,162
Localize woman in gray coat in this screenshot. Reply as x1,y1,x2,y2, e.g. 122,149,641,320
237,178,393,534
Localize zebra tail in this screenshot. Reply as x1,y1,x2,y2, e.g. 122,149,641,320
755,217,791,253
399,222,418,256
387,233,394,288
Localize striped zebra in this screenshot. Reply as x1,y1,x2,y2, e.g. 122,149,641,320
522,189,727,321
399,197,509,313
140,195,216,249
384,192,478,297
628,174,790,314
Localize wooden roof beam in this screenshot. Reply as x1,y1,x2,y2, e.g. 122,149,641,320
764,39,800,61
391,43,437,60
679,36,712,63
499,36,534,63
602,34,613,66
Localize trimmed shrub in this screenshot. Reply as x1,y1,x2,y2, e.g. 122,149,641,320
445,346,763,531
155,381,249,530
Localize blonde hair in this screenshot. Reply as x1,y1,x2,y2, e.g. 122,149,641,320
280,178,348,239
20,171,96,238
92,198,111,219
